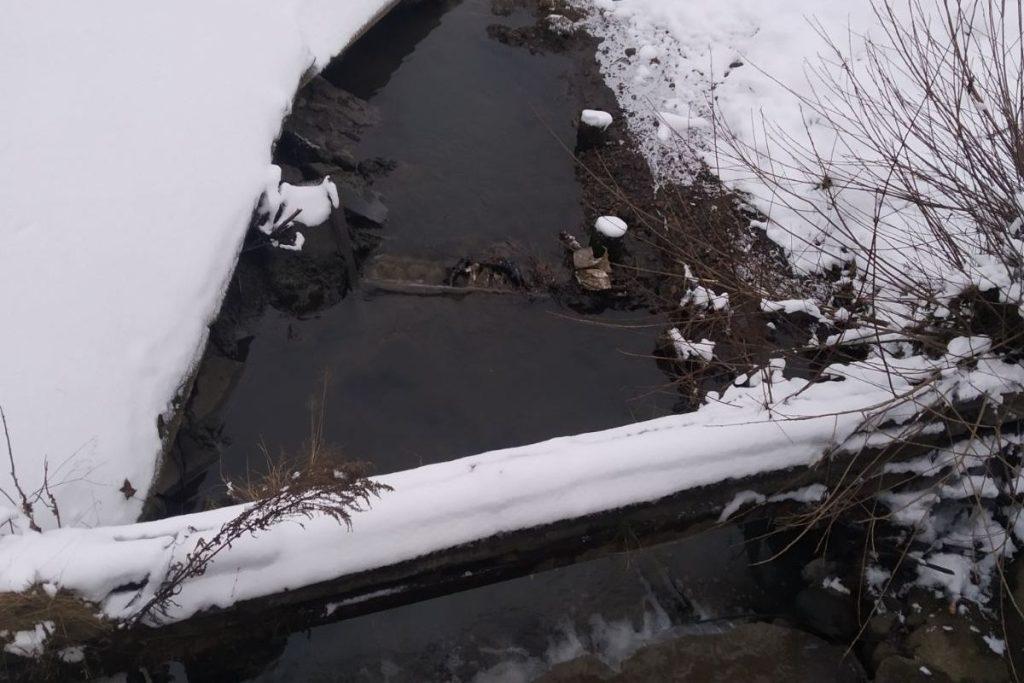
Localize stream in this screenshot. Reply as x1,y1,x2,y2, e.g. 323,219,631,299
153,0,811,679
184,0,677,500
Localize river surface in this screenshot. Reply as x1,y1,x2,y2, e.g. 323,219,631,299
197,0,675,494
164,0,788,679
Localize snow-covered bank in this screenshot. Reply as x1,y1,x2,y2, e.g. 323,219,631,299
580,0,909,273
1,351,1019,625
0,0,397,529
578,0,1024,617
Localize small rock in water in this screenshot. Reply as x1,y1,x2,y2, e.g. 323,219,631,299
595,215,627,238
334,177,388,225
581,109,614,129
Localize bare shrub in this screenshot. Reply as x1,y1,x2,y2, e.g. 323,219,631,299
1,406,64,534
683,0,1024,660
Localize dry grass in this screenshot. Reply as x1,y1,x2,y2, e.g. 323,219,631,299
127,377,391,627
0,584,109,652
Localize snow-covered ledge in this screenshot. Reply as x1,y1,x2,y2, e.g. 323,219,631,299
2,355,1018,633
0,0,401,529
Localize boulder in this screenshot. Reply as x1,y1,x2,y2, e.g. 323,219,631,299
536,622,865,682
906,612,1009,683
875,656,953,683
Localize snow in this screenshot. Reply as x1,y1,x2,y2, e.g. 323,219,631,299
821,577,851,595
718,491,765,522
594,215,628,238
768,484,827,505
983,634,1006,656
761,299,823,320
3,622,52,658
259,173,340,234
682,286,729,312
667,329,715,362
0,0,397,529
916,552,989,604
581,109,614,130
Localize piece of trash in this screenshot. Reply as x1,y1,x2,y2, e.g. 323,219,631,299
572,247,613,291
576,267,612,291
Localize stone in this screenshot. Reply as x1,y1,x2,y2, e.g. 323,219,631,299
265,206,351,314
875,656,953,683
278,76,377,170
278,164,305,185
535,654,614,682
800,557,839,584
868,641,900,673
906,613,1010,683
794,585,859,640
866,613,898,641
614,622,865,682
536,623,866,682
333,177,388,225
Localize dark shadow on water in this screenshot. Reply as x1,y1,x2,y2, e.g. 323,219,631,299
321,0,461,99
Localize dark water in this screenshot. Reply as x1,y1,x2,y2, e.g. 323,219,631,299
164,1,780,679
244,525,797,683
200,0,675,494
323,0,582,261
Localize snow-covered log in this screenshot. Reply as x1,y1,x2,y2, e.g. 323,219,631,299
2,352,1021,665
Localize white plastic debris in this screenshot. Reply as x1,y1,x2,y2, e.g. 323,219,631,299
595,215,628,238
581,109,613,129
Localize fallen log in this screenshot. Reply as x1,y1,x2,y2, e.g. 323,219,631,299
4,361,1020,673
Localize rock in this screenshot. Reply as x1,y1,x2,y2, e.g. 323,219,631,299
875,656,953,682
357,156,397,179
906,612,1010,683
868,641,901,673
299,161,348,183
265,207,352,313
278,76,378,170
1009,557,1024,677
278,164,305,185
866,612,898,641
800,557,839,584
278,129,357,170
333,177,388,225
534,654,614,682
794,585,859,641
540,623,866,682
576,121,606,152
609,622,865,682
